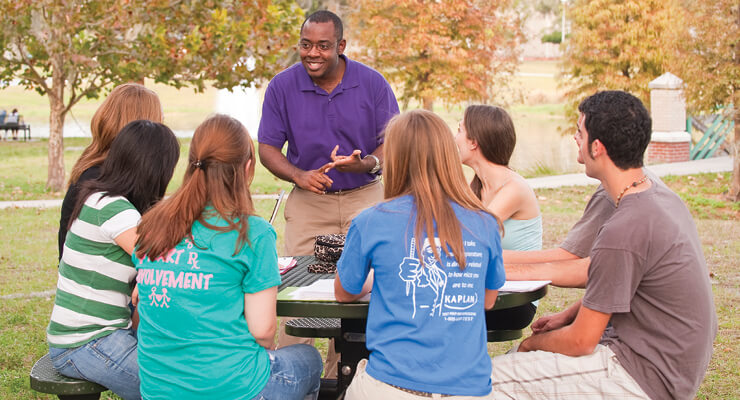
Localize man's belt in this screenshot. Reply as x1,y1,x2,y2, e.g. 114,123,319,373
323,178,380,195
388,383,453,397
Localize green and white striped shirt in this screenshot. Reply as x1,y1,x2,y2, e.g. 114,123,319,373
47,192,141,348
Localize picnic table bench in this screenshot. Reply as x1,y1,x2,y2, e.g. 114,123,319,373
29,353,106,399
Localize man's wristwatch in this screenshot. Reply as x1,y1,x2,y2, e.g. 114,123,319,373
365,154,381,174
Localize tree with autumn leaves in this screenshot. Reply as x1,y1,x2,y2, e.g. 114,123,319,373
560,0,683,117
562,0,739,201
347,0,523,111
0,0,302,191
675,0,740,201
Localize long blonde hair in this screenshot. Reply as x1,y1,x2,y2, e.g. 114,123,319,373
383,109,500,269
69,83,163,185
136,115,256,259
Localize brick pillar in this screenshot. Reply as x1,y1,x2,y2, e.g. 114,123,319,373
647,72,691,164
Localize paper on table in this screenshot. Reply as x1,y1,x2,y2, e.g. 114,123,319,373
287,279,371,302
283,279,547,300
499,280,550,292
278,257,297,275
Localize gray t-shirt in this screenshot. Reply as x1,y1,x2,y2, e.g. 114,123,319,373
560,185,614,257
583,181,717,400
560,168,661,257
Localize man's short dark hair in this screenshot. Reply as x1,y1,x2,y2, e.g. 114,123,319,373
578,90,652,169
301,10,343,42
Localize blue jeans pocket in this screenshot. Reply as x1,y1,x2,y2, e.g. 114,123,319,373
49,347,85,380
49,330,141,400
90,330,137,371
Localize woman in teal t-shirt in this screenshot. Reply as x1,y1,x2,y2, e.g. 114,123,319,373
133,115,322,400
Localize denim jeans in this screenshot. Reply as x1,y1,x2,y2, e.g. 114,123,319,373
49,329,140,400
252,344,323,400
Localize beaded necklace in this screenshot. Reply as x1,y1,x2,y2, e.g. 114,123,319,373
615,175,648,207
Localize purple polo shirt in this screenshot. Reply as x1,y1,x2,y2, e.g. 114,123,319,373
258,55,399,191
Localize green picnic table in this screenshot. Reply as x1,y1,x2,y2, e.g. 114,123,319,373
278,255,548,399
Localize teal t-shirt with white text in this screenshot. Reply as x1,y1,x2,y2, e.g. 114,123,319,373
134,212,281,400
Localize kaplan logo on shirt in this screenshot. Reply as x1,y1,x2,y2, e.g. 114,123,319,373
398,237,483,320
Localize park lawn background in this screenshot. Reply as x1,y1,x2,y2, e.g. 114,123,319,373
0,165,737,399
2,59,737,398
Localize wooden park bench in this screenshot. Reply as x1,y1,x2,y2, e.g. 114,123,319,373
29,353,107,400
1,121,31,141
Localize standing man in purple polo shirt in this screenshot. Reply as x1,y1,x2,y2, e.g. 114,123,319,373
258,10,399,257
258,10,399,375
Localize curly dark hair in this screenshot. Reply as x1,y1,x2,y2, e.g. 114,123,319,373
578,91,652,170
301,10,343,41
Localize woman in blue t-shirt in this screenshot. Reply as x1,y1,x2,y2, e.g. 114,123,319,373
335,110,506,399
133,115,322,400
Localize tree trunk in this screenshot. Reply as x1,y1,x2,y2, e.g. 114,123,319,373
47,57,66,192
422,96,434,111
727,108,740,202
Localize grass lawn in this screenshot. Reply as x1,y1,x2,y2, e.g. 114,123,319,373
0,170,737,399
0,80,218,132
0,138,292,201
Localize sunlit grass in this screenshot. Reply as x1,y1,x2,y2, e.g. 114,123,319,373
1,177,736,399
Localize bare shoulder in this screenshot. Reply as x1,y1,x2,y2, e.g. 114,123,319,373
499,172,540,219
502,172,536,200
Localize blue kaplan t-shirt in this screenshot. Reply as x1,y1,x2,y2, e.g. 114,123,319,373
337,196,505,396
134,213,281,400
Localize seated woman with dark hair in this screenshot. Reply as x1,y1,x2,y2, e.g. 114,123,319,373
456,104,543,331
47,120,180,400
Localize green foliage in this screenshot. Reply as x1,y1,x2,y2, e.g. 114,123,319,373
541,31,562,44
0,0,303,93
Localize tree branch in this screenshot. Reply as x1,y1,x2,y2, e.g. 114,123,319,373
11,39,50,93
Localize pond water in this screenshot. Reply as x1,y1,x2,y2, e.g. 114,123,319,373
509,113,582,175
35,87,583,176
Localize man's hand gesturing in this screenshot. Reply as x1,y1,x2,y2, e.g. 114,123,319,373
293,162,334,194
330,145,370,173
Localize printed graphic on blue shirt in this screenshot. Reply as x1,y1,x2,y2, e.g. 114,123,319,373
399,237,486,321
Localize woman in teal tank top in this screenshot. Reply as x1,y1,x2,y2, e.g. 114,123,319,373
456,105,543,330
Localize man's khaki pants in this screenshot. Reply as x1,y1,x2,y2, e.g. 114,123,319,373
490,344,650,399
278,180,384,378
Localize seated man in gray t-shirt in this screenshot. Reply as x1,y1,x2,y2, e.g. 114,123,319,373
491,91,716,400
504,161,660,288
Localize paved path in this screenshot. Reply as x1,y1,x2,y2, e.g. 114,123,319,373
0,156,733,209
525,156,732,189
0,193,284,210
